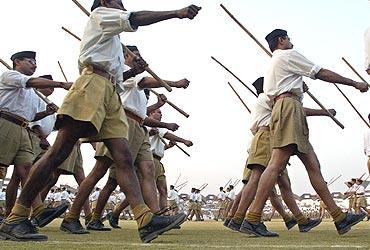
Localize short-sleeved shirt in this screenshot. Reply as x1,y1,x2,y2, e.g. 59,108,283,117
227,190,236,200
264,49,322,102
78,7,137,85
356,185,365,194
364,130,370,156
54,192,62,202
217,191,226,201
364,27,370,70
29,100,56,135
150,128,168,158
118,65,148,119
249,93,272,134
168,189,178,201
90,190,100,201
0,70,39,121
0,191,5,201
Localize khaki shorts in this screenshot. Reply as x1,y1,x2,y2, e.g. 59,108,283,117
188,201,197,210
55,68,128,142
95,117,153,179
168,199,177,209
57,143,83,175
356,196,367,208
219,200,227,209
154,157,166,182
349,196,355,209
247,130,271,169
270,98,312,154
0,118,33,166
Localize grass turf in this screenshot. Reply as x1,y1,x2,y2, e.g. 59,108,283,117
1,219,369,249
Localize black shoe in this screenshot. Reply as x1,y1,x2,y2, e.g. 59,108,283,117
139,213,186,243
0,219,47,241
227,218,242,231
173,225,181,229
285,218,297,230
34,203,68,228
213,218,218,221
335,212,366,235
87,219,111,231
107,212,121,229
298,218,321,232
223,218,231,228
367,215,370,221
239,220,279,237
60,218,89,234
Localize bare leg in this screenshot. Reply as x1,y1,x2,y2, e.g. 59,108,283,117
297,150,338,212
277,174,302,218
248,146,294,215
227,189,242,218
5,169,21,216
40,171,61,202
136,160,160,213
93,177,117,219
112,199,130,217
156,178,168,211
74,168,91,217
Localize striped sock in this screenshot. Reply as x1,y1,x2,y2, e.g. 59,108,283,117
295,213,309,225
329,207,346,222
246,212,261,224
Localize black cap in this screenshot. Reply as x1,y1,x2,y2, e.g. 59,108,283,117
10,51,36,61
39,75,53,80
91,0,101,11
265,29,287,44
252,77,264,95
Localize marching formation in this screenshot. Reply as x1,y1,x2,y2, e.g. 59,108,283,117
0,0,369,246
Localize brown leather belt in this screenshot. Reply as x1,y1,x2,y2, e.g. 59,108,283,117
274,92,300,102
153,154,162,160
258,126,269,132
124,109,144,125
82,65,116,84
0,111,29,128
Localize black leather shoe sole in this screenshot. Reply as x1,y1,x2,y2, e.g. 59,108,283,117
337,213,366,235
38,204,69,228
141,213,186,243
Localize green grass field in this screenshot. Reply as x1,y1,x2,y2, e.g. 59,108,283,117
1,219,369,249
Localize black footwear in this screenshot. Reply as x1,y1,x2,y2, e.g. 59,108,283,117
285,218,297,230
87,219,111,231
227,218,242,231
239,220,279,237
173,225,181,229
0,219,47,241
335,212,366,235
60,218,89,234
298,218,322,232
139,213,186,243
107,212,121,229
223,218,231,228
34,203,68,228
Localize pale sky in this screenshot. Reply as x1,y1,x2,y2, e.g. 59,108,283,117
0,0,369,196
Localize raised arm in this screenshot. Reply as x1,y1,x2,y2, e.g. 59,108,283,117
26,77,72,90
303,107,336,117
315,68,368,92
164,132,193,147
138,77,189,89
146,94,166,114
129,5,201,28
144,117,179,132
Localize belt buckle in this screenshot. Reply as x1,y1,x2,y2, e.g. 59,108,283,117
21,121,28,128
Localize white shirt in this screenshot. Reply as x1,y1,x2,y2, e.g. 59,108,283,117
108,195,117,204
54,192,62,202
189,192,197,201
46,192,55,201
217,191,226,201
196,193,202,203
60,190,69,200
264,49,322,102
227,190,236,200
365,26,370,70
364,130,370,156
29,100,57,136
78,7,136,85
0,70,39,121
118,192,126,202
118,65,148,119
249,93,272,134
90,190,100,201
0,191,5,201
150,128,167,158
168,189,178,201
356,184,365,194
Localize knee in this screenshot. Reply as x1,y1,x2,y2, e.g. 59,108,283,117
158,184,167,195
139,162,155,179
14,164,31,180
